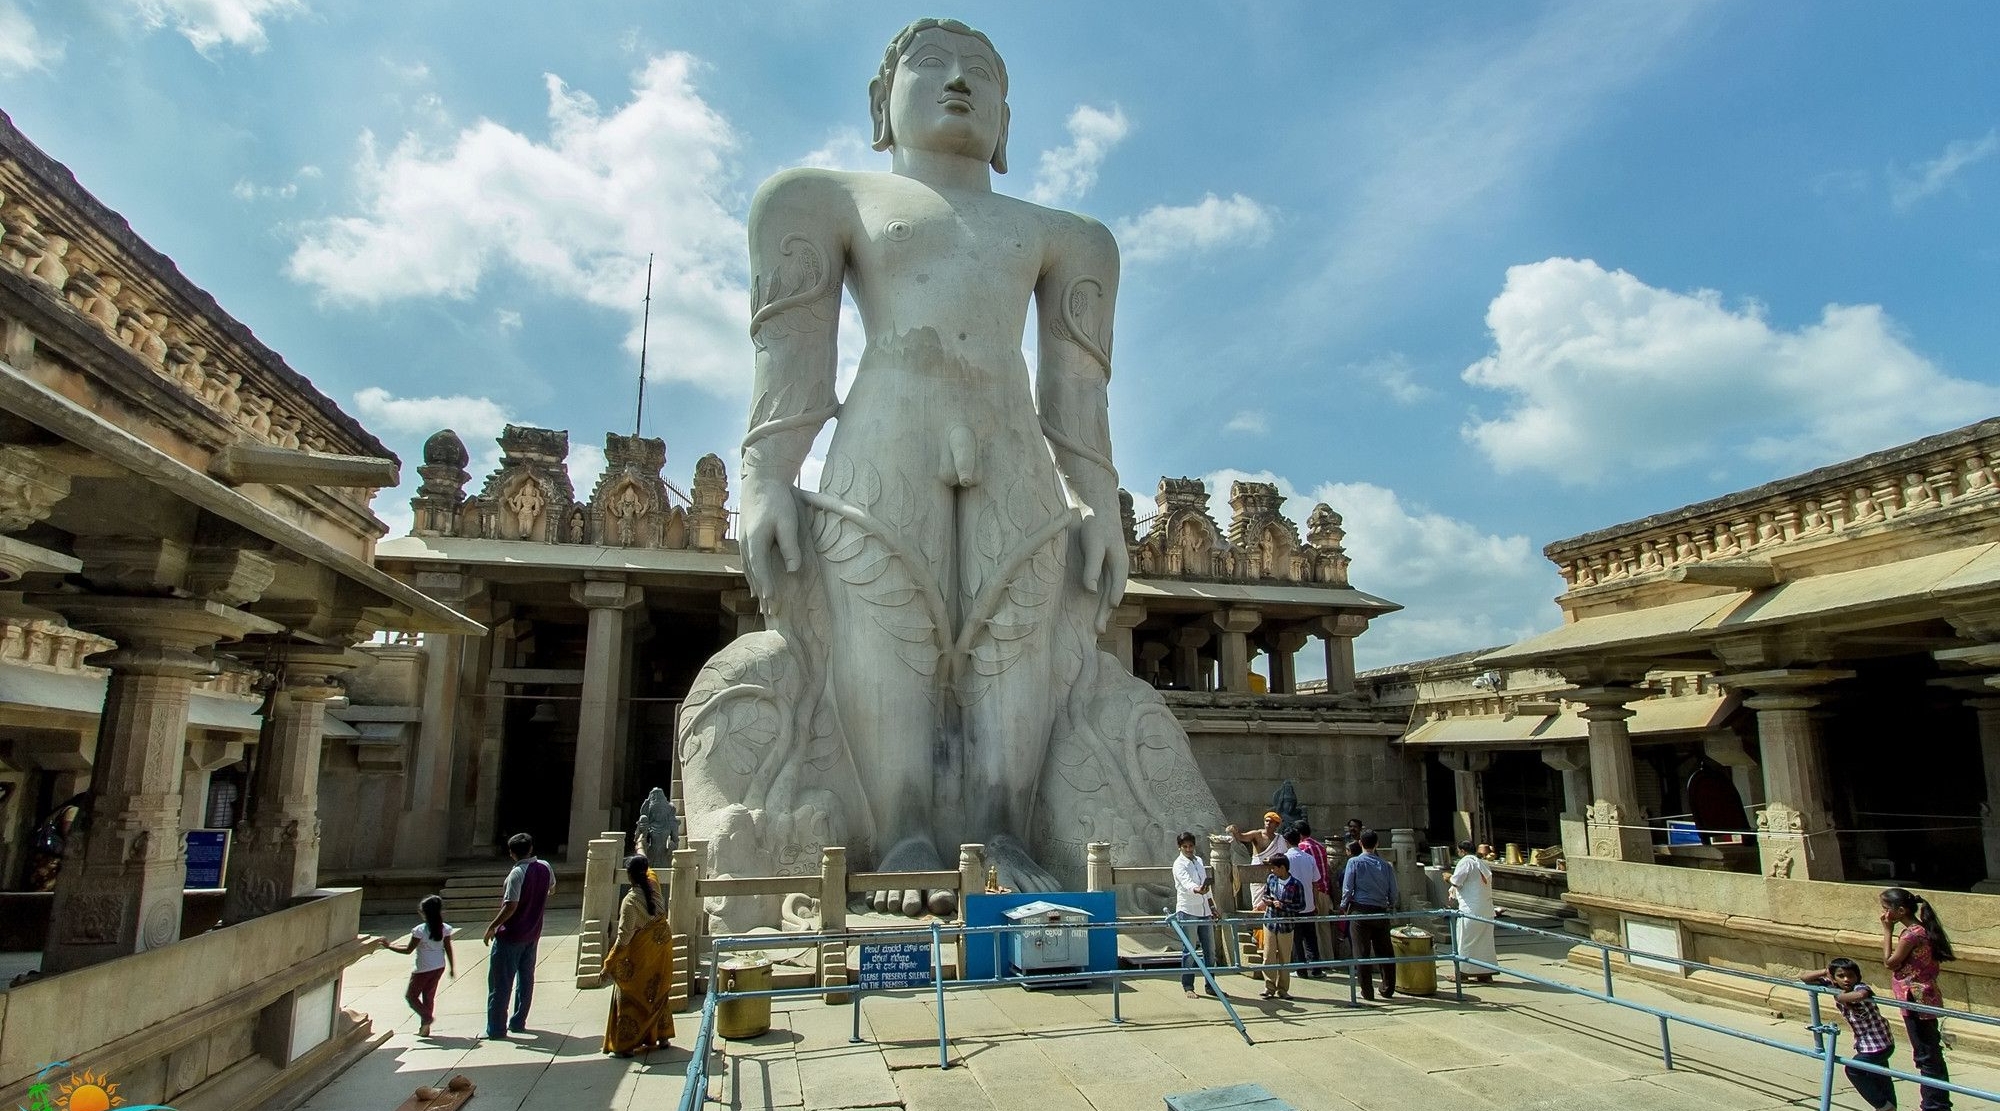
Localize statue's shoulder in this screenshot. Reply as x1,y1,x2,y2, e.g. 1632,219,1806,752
750,167,862,227
1018,200,1118,268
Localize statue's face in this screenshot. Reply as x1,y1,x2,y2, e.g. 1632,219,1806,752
886,27,1004,162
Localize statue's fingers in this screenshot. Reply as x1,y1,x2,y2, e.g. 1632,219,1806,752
776,520,802,573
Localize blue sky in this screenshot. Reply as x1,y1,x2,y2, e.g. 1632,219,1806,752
2,1,1996,670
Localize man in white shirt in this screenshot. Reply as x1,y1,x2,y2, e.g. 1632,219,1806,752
1171,831,1221,998
1281,827,1325,976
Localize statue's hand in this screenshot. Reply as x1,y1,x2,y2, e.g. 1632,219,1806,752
1077,510,1129,628
741,479,802,605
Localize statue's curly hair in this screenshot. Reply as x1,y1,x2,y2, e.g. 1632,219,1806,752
868,17,1010,173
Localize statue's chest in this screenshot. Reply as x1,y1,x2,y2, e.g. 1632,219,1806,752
851,196,1042,289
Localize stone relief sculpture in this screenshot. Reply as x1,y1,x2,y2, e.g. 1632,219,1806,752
676,18,1224,921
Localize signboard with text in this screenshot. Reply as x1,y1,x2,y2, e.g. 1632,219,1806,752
185,829,231,889
857,941,933,991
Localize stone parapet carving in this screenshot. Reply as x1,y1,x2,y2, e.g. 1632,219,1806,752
0,150,390,478
409,424,733,551
1547,415,2000,593
1129,477,1351,586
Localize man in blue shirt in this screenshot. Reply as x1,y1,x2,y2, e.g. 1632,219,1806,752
1339,828,1400,1001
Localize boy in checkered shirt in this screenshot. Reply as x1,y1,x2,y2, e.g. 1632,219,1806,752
1804,957,1899,1110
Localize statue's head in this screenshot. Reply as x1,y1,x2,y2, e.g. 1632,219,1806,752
869,17,1010,173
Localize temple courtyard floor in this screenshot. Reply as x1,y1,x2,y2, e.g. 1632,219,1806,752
302,909,2000,1110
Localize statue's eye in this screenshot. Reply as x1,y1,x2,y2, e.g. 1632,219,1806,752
967,65,992,80
914,55,944,68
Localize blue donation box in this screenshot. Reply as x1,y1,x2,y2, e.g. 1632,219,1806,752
185,829,231,889
857,940,933,990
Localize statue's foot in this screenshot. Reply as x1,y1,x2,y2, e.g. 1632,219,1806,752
987,834,1059,895
868,836,949,918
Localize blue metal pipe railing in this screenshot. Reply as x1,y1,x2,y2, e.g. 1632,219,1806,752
676,907,2000,1111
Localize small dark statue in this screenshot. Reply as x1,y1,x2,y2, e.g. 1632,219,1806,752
1271,779,1308,831
633,787,679,862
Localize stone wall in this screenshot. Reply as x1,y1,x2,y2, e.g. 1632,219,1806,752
1179,702,1424,837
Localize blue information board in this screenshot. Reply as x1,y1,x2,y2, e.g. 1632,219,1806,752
857,940,933,990
186,829,231,889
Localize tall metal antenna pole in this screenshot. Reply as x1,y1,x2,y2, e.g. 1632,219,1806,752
634,253,654,437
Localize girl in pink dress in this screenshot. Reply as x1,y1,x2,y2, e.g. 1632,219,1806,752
1881,887,1956,1110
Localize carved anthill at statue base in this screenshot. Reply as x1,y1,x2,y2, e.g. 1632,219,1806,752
677,18,1222,928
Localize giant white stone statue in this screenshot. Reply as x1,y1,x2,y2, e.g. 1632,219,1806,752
677,17,1225,920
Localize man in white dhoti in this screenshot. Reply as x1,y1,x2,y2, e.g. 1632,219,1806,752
1447,839,1497,981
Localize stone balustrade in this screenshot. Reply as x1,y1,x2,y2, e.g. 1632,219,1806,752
0,144,388,499
1547,416,2000,593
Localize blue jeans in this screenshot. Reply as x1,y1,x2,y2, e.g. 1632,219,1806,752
1172,911,1219,991
487,937,538,1036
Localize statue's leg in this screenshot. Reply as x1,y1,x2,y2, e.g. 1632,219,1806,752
808,461,953,914
954,475,1070,893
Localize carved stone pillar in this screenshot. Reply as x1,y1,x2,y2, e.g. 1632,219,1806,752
1318,614,1368,696
1263,628,1309,695
1568,685,1653,862
396,631,461,867
1173,624,1211,691
1969,698,2000,892
1212,608,1261,693
1540,745,1589,818
1098,602,1146,673
225,646,363,923
569,577,642,859
1723,669,1852,881
40,597,273,973
1136,640,1170,688
720,588,763,640
1437,749,1491,847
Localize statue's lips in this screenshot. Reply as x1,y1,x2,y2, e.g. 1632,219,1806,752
938,95,974,113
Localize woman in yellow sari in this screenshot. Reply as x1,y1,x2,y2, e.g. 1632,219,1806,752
603,854,675,1057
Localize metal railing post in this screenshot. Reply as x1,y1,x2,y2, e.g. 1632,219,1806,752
931,919,950,1070
1169,914,1251,1045
1658,1014,1673,1070
850,982,863,1044
1814,1023,1840,1111
1601,945,1615,998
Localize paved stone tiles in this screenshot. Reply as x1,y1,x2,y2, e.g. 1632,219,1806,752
303,910,1999,1110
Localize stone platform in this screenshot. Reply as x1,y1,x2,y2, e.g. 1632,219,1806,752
299,909,2000,1110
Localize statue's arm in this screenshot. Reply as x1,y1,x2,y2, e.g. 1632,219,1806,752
1035,215,1127,613
740,170,847,603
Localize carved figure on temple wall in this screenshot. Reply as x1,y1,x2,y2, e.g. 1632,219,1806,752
65,255,122,328
1904,472,1937,510
567,506,586,544
506,478,545,540
1965,454,1996,497
1672,533,1699,563
1852,486,1884,524
1800,501,1832,535
1639,539,1664,572
611,483,644,546
1754,513,1781,546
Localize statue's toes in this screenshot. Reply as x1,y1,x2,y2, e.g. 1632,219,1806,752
899,889,924,917
927,890,957,917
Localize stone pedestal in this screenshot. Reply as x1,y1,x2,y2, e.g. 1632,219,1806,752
568,579,642,860
1212,608,1261,693
40,597,273,974
1569,685,1654,862
1725,669,1853,881
226,646,365,924
575,829,624,988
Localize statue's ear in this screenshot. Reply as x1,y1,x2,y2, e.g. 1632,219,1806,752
991,101,1011,175
868,77,893,152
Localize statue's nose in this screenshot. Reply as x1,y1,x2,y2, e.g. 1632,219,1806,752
944,74,971,93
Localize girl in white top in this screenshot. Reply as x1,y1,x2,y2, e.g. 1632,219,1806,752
385,895,457,1036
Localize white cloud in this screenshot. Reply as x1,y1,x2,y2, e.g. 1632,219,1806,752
0,1,62,77
1890,130,1999,214
1222,410,1268,435
799,126,876,172
494,308,522,333
353,387,511,443
1113,193,1273,264
128,0,305,54
288,53,749,396
1204,468,1559,669
1355,352,1435,405
570,443,607,496
1029,103,1129,206
232,178,296,201
1460,258,2000,483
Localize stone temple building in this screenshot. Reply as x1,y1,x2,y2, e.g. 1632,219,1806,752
347,428,1412,882
1372,415,2000,1045
0,112,475,1108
